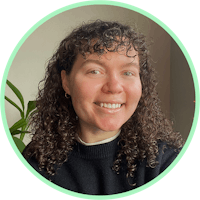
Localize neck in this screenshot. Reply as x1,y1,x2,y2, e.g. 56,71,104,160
78,127,120,144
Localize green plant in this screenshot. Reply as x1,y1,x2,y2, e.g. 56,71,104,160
5,80,36,153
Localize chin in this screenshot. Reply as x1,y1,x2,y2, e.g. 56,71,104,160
98,123,122,132
98,117,128,131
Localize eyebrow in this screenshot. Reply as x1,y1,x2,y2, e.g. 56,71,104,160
81,59,104,68
81,58,140,70
122,61,140,70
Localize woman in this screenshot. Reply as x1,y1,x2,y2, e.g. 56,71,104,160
23,20,184,195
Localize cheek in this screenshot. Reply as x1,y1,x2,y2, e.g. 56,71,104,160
70,79,100,104
128,81,142,102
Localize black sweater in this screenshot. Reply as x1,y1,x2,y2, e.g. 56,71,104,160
25,137,179,195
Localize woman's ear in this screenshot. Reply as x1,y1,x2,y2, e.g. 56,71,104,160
61,70,71,95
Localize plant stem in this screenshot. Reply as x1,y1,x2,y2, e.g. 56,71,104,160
20,125,26,141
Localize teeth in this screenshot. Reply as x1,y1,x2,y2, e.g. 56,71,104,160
112,104,116,109
98,103,122,109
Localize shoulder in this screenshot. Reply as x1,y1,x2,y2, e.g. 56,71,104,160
22,143,49,179
22,144,40,172
156,141,181,173
135,141,181,185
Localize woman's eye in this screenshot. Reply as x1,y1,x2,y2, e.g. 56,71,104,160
90,70,100,74
124,71,134,76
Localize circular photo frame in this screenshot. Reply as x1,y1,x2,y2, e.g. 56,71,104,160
1,1,199,199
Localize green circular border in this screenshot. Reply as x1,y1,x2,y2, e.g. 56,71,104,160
1,0,199,199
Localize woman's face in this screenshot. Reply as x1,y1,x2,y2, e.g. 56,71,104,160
61,49,142,134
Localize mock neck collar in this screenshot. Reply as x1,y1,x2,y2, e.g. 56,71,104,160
72,136,120,159
77,130,121,146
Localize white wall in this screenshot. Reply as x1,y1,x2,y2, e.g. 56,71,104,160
5,5,173,144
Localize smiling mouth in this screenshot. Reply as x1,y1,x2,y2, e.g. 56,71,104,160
94,102,124,109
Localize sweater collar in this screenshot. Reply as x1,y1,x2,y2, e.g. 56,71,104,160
76,130,121,146
72,136,120,159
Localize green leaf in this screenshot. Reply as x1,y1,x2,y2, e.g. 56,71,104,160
5,96,24,118
9,118,27,133
29,109,38,117
6,80,25,111
26,101,36,118
12,136,26,153
11,130,30,136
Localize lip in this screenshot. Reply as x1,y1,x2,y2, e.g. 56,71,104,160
94,100,125,104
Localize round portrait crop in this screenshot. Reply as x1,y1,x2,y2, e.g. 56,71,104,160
1,1,197,199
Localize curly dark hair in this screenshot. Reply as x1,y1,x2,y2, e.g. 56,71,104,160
23,20,184,183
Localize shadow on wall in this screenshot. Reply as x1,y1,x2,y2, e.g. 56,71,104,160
170,38,195,141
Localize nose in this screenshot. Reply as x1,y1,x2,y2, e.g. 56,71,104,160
102,73,123,94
